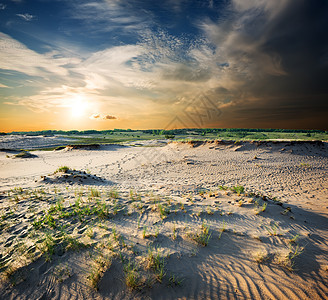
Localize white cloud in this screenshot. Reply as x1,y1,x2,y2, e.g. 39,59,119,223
0,4,6,10
232,0,289,18
89,113,100,119
16,13,35,21
198,1,288,81
0,83,10,88
0,33,76,78
68,0,149,33
4,29,226,114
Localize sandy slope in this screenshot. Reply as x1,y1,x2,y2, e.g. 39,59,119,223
0,141,327,299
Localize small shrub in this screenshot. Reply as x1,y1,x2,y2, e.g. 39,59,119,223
146,248,166,282
261,202,267,212
289,234,299,244
88,255,112,290
231,185,244,195
142,226,148,239
169,274,183,286
265,223,281,236
158,203,169,218
53,265,71,283
253,251,269,264
96,202,109,219
124,260,142,290
218,185,228,191
218,221,226,239
44,213,56,229
172,225,177,240
187,222,211,246
165,135,175,139
64,235,86,251
255,202,267,215
198,190,206,196
86,228,94,239
55,166,70,173
90,188,100,198
112,225,119,241
40,233,55,261
129,189,135,200
14,151,34,158
275,245,304,271
109,189,119,199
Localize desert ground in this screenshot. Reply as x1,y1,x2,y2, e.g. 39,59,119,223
0,140,327,299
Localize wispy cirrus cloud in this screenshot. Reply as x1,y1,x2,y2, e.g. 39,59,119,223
0,33,80,78
16,13,35,21
67,0,151,34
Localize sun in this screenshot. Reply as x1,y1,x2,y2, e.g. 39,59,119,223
70,95,88,118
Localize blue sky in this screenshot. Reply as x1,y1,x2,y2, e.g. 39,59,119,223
0,0,327,131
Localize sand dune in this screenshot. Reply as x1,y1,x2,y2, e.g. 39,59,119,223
0,141,327,299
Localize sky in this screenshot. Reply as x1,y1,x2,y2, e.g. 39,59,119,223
0,0,327,132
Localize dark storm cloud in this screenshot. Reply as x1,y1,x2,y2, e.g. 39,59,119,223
220,94,328,130
201,0,328,129
256,0,328,93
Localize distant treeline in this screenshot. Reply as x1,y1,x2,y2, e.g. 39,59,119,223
147,128,327,135
3,128,327,136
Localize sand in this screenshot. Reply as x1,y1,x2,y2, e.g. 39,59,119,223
0,140,327,299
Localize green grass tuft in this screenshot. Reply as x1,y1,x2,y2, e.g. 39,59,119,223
231,185,245,195
187,222,211,246
55,166,70,173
